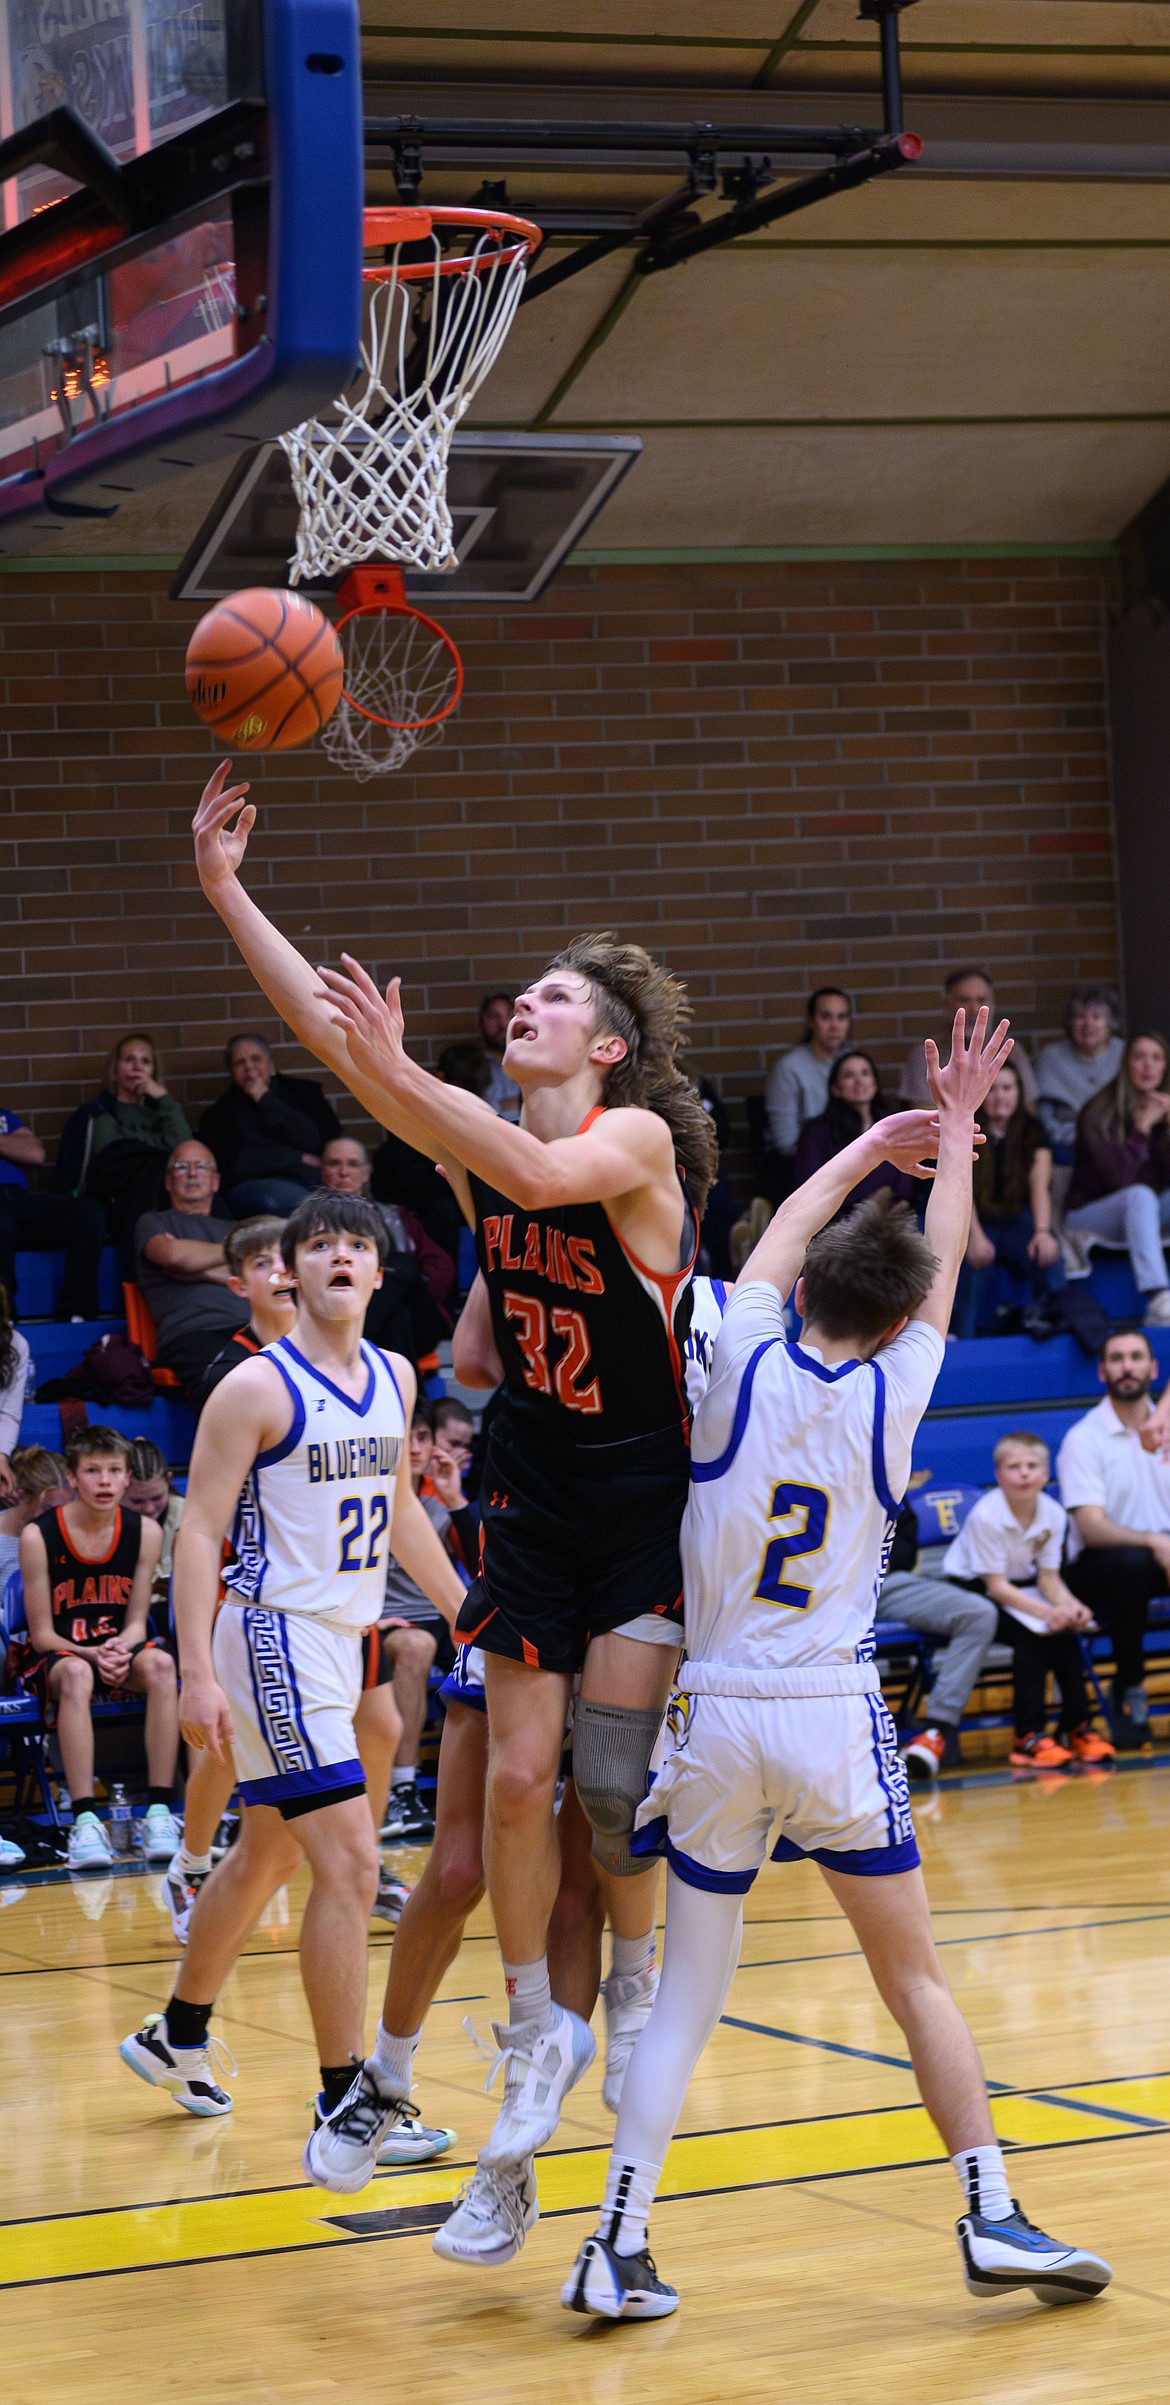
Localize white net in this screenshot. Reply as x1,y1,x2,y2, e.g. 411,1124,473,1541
318,606,459,782
281,217,535,582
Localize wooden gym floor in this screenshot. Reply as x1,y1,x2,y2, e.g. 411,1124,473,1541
4,1762,1170,2405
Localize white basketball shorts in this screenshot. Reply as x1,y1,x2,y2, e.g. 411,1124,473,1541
631,1685,919,1892
212,1603,367,1818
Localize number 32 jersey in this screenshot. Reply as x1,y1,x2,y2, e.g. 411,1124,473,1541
469,1127,698,1449
222,1336,405,1630
681,1284,944,1696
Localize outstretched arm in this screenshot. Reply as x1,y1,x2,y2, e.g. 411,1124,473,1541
736,1112,941,1300
914,1008,1014,1338
192,764,470,1207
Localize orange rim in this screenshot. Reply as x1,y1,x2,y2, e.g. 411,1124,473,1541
334,568,464,731
361,204,543,284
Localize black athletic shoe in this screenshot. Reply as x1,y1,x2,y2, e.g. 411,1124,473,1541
381,1783,435,1843
957,2206,1112,2305
561,2232,678,2320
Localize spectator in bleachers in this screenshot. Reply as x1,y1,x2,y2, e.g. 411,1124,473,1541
952,1059,1063,1337
1063,1034,1170,1326
17,1426,180,1870
379,1400,476,1843
876,1502,999,1778
478,991,522,1121
793,1052,921,1220
321,1136,455,1322
1035,986,1124,1163
125,1437,184,1633
55,1034,192,1241
432,1396,476,1481
0,1444,70,1594
0,1106,106,1322
0,1284,30,1502
900,968,1037,1109
765,986,852,1158
199,1032,341,1215
369,1040,489,1272
1058,1327,1170,1748
134,1141,247,1406
942,1431,1114,1770
198,1214,296,1405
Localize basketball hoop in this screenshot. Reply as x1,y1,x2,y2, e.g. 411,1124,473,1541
281,205,543,583
318,566,464,781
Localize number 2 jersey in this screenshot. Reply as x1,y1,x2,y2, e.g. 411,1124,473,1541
221,1336,406,1630
469,1117,699,1450
681,1283,945,1696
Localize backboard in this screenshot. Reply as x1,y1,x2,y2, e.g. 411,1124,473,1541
0,0,362,526
172,430,643,605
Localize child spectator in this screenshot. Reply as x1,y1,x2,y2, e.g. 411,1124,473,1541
198,1215,296,1405
0,1106,106,1322
0,1283,30,1501
765,986,852,1158
953,1060,1064,1337
55,1034,192,1240
1036,986,1124,1163
1064,1033,1170,1325
0,1444,70,1594
432,1397,476,1481
199,1032,341,1214
379,1400,476,1843
125,1437,184,1632
16,1426,181,1869
793,1051,921,1220
942,1432,1114,1771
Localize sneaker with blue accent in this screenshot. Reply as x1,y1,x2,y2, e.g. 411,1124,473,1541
119,2010,235,2116
303,2060,455,2192
477,2004,597,2170
141,1803,182,1863
67,1811,114,1871
561,2232,678,2320
432,2158,538,2267
957,2205,1112,2304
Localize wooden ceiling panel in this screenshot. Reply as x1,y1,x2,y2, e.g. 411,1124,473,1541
579,421,1170,547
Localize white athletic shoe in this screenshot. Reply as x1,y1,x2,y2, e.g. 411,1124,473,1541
141,1804,182,1863
477,2005,597,2169
0,1834,25,1867
119,2010,235,2116
302,2061,455,2192
562,2232,678,2319
601,1965,658,2112
432,2158,538,2266
67,1811,114,1871
163,1861,210,1946
370,1866,410,1925
957,2207,1113,2304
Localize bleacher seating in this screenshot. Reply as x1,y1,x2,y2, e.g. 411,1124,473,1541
15,1243,123,1320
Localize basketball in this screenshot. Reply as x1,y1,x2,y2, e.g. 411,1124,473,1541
185,588,344,751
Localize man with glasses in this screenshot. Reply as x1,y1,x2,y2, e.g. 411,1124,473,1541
134,1143,248,1407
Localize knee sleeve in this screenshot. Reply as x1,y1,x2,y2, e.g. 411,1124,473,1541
571,1698,663,1878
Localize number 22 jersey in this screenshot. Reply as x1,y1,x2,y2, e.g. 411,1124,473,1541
681,1284,944,1696
221,1336,405,1630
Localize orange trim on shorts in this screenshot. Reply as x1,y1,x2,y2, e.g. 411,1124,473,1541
521,1636,541,1668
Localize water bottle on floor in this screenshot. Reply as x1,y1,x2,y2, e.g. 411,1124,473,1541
109,1785,134,1857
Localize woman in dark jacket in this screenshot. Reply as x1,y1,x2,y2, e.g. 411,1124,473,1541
54,1033,191,1240
952,1058,1063,1337
1064,1032,1170,1326
793,1050,920,1219
199,1032,342,1214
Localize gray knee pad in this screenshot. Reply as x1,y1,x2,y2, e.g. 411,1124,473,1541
571,1697,664,1878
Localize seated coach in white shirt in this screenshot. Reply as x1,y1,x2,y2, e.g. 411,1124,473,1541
1056,1326,1170,1748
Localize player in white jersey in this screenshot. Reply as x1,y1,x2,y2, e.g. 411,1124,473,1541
308,1274,733,2245
564,1012,1112,2321
119,1190,466,2165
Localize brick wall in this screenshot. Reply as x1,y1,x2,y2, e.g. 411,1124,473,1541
3,555,1120,1180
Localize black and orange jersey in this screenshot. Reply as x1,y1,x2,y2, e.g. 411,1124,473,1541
469,1111,698,1449
36,1505,143,1649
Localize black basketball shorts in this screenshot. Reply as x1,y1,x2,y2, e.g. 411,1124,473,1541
455,1405,688,1676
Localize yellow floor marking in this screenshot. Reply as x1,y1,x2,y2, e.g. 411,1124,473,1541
4,2079,1165,2290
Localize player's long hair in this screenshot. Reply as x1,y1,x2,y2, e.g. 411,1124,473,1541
546,932,719,1213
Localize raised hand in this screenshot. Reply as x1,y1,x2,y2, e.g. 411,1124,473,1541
872,1109,943,1175
192,759,255,892
924,1006,1013,1121
314,954,409,1093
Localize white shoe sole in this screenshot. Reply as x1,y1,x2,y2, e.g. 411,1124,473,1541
377,2125,454,2166
560,2250,678,2319
432,2200,538,2267
302,2129,380,2195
